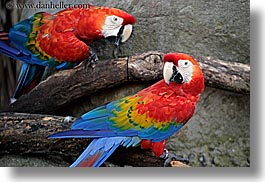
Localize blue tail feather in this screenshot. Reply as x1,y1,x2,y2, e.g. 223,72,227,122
70,137,141,167
11,62,45,101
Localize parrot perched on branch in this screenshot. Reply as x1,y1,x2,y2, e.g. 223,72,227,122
0,5,135,103
48,52,205,167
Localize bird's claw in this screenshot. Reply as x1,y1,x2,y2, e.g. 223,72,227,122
161,149,189,167
84,49,99,69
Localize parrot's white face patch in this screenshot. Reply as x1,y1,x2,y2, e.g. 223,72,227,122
103,15,123,30
102,15,133,43
102,15,123,37
163,60,193,85
177,59,193,83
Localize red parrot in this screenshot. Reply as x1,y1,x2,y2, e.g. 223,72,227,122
0,5,135,103
48,52,205,167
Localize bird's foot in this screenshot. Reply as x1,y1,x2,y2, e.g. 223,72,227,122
84,49,99,69
160,149,189,167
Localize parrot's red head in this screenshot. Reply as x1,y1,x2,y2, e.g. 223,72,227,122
100,7,136,46
76,6,136,46
163,52,204,96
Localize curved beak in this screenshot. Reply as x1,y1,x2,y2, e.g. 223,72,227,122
120,24,133,43
163,62,183,85
163,62,174,85
106,24,133,47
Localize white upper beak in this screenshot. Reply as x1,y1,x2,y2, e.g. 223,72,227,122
121,24,133,42
163,62,174,85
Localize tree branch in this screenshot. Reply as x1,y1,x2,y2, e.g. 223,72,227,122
5,51,249,115
0,112,189,167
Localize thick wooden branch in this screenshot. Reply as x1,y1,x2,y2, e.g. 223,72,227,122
197,56,250,94
0,112,188,167
6,51,249,115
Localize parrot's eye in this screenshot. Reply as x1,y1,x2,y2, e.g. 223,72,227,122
178,59,192,68
104,15,123,26
111,16,123,24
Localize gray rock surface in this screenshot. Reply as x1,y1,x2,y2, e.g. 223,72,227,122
0,0,249,167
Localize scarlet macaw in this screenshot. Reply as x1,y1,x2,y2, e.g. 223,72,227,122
0,5,135,103
49,52,205,167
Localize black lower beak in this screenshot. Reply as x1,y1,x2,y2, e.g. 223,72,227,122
170,66,183,83
106,36,120,46
106,26,124,47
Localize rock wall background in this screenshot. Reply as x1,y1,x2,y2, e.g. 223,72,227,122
0,0,250,167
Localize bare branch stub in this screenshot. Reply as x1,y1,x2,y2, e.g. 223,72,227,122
128,51,164,81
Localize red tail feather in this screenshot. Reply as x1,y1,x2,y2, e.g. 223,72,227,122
76,152,103,167
0,32,9,40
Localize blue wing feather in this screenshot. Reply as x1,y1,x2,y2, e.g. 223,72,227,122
0,14,80,102
72,106,110,130
52,98,182,141
0,15,79,69
72,105,113,130
0,41,32,62
48,129,138,139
